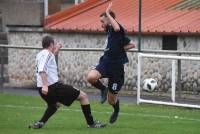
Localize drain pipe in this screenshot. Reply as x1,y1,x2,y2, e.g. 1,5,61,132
44,0,48,16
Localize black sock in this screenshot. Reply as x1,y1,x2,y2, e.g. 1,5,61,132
92,80,106,91
39,105,58,123
81,104,94,125
112,99,120,113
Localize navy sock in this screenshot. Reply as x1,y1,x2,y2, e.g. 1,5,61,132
92,80,106,91
112,99,120,113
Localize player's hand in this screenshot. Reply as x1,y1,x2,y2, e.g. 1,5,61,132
106,2,112,14
42,85,48,95
53,43,62,55
55,43,62,49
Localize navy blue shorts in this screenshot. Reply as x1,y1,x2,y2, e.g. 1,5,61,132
95,61,124,94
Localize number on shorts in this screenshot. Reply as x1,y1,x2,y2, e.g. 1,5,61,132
112,83,118,91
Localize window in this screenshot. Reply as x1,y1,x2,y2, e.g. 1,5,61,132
162,35,177,50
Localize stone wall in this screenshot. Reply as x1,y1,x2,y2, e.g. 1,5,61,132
7,29,43,87
177,37,200,93
6,28,200,93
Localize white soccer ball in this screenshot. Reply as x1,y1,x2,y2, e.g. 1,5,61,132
143,78,157,92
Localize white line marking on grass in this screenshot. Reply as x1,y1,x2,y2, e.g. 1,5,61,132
0,104,200,122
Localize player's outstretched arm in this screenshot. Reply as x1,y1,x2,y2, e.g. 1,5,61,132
124,40,136,50
106,3,120,32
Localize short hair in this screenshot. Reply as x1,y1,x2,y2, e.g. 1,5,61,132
42,35,54,48
100,11,116,19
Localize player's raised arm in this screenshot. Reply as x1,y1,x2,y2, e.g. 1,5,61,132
106,3,120,32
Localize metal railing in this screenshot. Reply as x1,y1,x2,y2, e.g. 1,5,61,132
0,44,200,94
0,44,200,54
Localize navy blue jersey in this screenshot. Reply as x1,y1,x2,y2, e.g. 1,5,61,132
100,24,130,64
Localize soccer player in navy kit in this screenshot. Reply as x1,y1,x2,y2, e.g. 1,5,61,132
87,3,135,124
29,36,106,129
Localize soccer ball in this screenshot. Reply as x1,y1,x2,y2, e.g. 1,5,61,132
143,78,157,92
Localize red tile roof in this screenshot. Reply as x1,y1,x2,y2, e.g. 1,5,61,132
44,0,200,35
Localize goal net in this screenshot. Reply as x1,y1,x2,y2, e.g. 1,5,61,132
137,53,200,109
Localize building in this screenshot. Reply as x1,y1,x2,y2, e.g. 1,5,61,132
0,0,84,87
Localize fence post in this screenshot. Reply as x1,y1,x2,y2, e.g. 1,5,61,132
0,47,4,93
171,60,176,103
177,54,182,98
138,0,142,52
137,53,142,104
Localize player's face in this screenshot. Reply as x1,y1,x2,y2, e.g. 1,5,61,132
100,16,109,31
49,41,56,51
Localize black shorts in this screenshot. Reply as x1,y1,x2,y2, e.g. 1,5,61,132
95,61,124,94
38,82,80,106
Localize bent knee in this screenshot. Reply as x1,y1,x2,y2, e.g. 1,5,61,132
78,91,90,105
87,72,99,83
79,91,88,100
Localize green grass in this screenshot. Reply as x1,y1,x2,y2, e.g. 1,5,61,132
0,93,200,134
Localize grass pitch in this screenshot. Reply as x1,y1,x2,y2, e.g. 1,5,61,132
0,93,200,134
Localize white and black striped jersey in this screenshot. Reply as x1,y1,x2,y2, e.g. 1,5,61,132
36,49,58,87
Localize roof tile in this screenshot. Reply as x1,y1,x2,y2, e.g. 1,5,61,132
45,0,200,34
